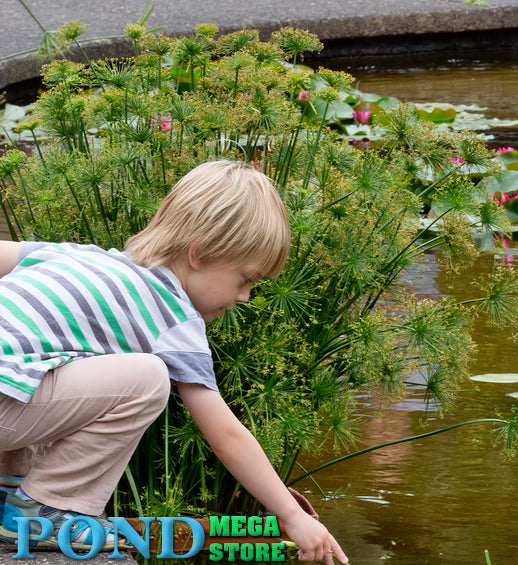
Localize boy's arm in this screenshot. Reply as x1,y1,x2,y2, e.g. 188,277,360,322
0,241,21,277
177,382,348,564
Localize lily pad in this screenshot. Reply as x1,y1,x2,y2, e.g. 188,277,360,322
356,91,384,103
1,103,28,123
375,95,399,109
416,105,457,124
496,150,518,171
470,374,518,384
485,169,518,194
306,97,354,123
502,198,518,224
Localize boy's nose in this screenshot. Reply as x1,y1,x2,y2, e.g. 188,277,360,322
236,288,250,303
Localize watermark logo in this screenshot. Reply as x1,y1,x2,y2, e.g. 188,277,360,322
208,516,285,562
12,515,287,561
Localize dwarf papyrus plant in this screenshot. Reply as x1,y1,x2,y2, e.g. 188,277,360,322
1,21,517,517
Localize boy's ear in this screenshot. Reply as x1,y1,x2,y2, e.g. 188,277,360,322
187,243,203,270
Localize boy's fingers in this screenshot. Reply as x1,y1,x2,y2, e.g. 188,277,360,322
328,537,348,564
324,550,335,565
297,542,348,565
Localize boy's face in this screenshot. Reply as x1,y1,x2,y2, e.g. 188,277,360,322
184,261,263,322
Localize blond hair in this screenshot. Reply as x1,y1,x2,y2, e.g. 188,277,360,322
125,160,290,277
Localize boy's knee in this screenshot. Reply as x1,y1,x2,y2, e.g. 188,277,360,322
132,354,170,407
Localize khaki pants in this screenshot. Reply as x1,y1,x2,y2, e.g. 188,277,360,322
0,353,170,515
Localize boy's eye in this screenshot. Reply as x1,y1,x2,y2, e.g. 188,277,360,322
242,271,262,285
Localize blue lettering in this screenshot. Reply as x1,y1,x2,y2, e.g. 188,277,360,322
57,516,105,560
12,515,207,560
12,517,54,559
108,517,155,559
156,517,205,559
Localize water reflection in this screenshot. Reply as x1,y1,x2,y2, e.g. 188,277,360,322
316,53,518,148
297,251,518,565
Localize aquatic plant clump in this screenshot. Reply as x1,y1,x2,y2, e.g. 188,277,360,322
1,20,517,518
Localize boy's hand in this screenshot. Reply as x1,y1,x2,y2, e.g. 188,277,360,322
283,511,348,564
177,383,348,564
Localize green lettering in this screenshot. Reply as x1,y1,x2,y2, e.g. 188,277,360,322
263,516,281,537
248,516,262,536
231,516,247,536
271,542,286,561
209,543,223,561
209,516,231,536
255,543,271,561
223,542,240,561
240,543,255,561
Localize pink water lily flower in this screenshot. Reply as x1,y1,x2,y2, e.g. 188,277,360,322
161,118,173,131
494,190,518,205
150,114,173,131
494,193,510,205
496,146,516,155
353,110,371,124
298,90,308,101
451,157,464,164
493,236,514,263
352,140,371,150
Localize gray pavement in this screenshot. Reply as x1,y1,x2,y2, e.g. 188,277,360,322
0,545,136,565
2,0,518,90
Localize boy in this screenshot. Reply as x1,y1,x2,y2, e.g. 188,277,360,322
0,160,347,563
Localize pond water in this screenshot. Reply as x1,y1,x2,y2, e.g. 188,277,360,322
293,53,518,565
318,51,518,149
296,250,518,565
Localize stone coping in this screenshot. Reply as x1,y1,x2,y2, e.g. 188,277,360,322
1,0,518,90
0,544,136,565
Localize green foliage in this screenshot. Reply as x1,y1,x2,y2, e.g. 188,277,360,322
270,27,323,65
2,20,518,518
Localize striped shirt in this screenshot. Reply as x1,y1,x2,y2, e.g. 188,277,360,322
0,241,218,403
